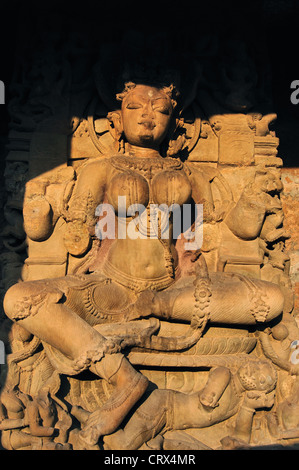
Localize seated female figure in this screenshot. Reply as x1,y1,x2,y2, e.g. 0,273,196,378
3,82,285,445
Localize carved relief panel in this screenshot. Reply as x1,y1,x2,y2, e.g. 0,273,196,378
0,23,298,451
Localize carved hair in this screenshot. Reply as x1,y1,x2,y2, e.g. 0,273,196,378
237,361,277,392
116,81,179,109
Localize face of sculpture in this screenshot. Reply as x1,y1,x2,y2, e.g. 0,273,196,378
120,84,174,149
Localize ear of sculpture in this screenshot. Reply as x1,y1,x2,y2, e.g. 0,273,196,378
107,110,124,151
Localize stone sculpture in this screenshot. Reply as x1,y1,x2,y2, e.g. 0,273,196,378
0,28,298,451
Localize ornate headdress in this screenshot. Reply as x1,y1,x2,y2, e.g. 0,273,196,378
91,31,202,157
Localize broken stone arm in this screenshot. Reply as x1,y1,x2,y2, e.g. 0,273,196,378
63,159,109,256
224,174,282,241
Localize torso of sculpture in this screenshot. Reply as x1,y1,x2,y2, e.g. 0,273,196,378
1,75,299,451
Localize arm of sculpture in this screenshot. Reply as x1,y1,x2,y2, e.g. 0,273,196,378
224,169,283,240
23,160,108,253
23,179,54,242
23,166,75,242
27,398,54,437
233,389,275,443
199,366,231,408
184,163,216,223
63,159,109,256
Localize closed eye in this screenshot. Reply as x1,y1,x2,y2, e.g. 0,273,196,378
126,102,143,109
153,106,170,115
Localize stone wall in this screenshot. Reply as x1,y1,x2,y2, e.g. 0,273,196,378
281,167,299,313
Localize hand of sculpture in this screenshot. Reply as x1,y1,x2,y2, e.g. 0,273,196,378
63,220,91,256
23,196,53,242
23,179,54,241
243,389,275,411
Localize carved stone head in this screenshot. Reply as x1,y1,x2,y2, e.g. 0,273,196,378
107,82,179,152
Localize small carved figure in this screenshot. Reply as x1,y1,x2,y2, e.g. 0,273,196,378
100,360,277,450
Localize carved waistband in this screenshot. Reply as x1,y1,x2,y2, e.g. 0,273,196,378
102,259,180,293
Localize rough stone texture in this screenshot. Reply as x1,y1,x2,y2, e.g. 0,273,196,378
281,168,299,313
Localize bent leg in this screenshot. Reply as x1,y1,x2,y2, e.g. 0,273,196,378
3,279,148,440
3,279,111,361
152,273,285,326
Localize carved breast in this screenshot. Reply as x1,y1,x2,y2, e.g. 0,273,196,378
151,170,192,206
107,170,149,212
107,155,192,213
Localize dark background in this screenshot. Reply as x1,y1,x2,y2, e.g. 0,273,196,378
0,0,298,167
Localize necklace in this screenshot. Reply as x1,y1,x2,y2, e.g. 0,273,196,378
110,154,183,180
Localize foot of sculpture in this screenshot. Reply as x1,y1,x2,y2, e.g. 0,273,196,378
141,435,164,450
125,290,156,321
31,436,72,450
78,357,149,447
